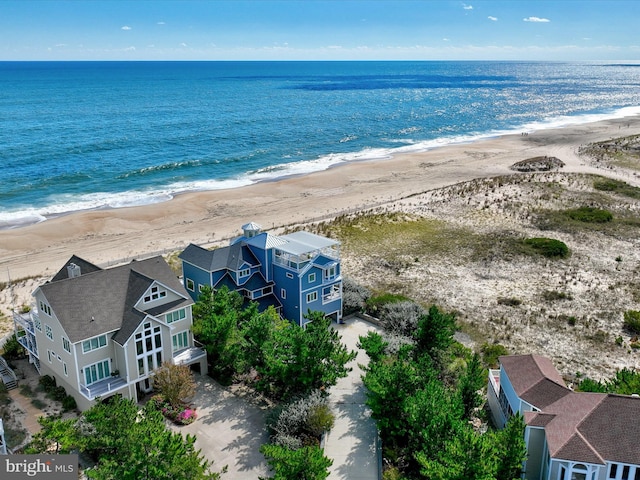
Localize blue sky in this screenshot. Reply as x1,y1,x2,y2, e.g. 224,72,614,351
1,0,639,61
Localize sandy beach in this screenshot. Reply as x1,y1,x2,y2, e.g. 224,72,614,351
1,115,639,284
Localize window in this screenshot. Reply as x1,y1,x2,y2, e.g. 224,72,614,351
135,321,163,377
610,465,618,479
308,273,316,283
306,291,318,303
172,331,189,352
239,268,250,278
33,316,42,331
262,286,272,296
198,284,206,293
324,265,337,280
286,272,293,279
62,337,71,353
39,300,52,316
498,387,513,419
45,324,53,340
82,335,107,353
84,360,110,385
622,466,630,480
281,288,286,299
47,350,52,363
186,278,195,291
166,309,186,324
63,362,68,376
144,285,166,303
571,464,588,480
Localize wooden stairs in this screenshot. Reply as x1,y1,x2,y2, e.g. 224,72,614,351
0,357,18,390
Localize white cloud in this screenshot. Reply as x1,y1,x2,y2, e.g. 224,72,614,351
157,21,165,25
523,17,550,23
488,16,498,21
124,46,136,51
121,25,132,30
180,43,188,47
462,3,473,10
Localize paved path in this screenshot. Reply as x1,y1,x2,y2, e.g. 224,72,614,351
170,376,270,479
8,389,44,436
325,317,381,480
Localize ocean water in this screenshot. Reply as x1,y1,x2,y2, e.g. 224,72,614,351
1,60,639,228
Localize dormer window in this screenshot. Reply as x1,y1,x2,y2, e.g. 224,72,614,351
324,265,337,280
239,268,250,278
144,285,166,303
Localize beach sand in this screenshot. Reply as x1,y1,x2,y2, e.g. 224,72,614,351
1,115,639,284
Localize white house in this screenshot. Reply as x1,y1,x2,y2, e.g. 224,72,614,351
13,255,206,411
488,354,640,480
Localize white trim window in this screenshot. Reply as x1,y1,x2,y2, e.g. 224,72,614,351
239,268,250,278
39,300,52,316
84,359,110,385
33,315,42,331
82,334,107,353
186,278,195,291
166,308,186,324
306,291,318,303
135,322,163,377
45,324,53,340
324,265,337,280
62,337,71,353
144,285,167,303
281,288,287,299
308,273,316,283
172,331,189,352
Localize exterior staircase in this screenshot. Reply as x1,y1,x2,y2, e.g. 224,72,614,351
0,356,18,390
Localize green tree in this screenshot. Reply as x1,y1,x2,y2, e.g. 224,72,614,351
241,306,286,370
260,444,332,480
414,305,457,366
257,312,356,400
495,413,527,480
83,398,218,480
458,353,486,419
357,331,388,363
27,416,79,454
152,361,197,407
192,285,246,379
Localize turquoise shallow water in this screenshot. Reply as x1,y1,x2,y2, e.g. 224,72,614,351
1,60,639,227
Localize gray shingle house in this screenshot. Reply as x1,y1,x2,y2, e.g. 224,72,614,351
13,255,206,411
488,354,640,480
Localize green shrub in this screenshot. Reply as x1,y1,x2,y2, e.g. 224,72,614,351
542,290,573,302
565,206,613,223
62,395,77,412
31,398,47,410
497,297,521,307
593,178,640,199
480,343,509,368
523,237,570,258
38,375,56,392
19,384,35,397
623,310,640,334
1,334,24,360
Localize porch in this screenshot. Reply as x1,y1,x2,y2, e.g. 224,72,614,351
80,376,128,400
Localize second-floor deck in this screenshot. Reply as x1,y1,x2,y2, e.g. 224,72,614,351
80,376,128,400
173,346,207,366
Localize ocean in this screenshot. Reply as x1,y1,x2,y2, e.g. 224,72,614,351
1,60,639,228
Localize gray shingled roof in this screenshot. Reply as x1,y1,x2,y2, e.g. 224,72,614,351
179,243,259,272
39,256,191,344
50,255,103,282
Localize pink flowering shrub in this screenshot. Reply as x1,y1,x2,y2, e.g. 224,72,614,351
149,394,196,425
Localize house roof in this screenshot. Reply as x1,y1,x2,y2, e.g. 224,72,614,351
508,354,640,467
243,232,289,250
499,354,571,409
278,231,339,256
39,256,191,344
179,243,259,272
50,255,102,282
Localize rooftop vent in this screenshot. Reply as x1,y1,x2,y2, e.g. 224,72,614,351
67,263,81,278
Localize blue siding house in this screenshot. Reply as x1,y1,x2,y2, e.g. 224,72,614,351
179,223,342,327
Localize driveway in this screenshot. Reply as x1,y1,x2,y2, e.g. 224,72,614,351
170,377,270,479
325,317,381,480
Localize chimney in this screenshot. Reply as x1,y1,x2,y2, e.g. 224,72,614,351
67,263,81,278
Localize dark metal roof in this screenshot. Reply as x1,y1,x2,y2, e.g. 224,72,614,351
179,243,259,272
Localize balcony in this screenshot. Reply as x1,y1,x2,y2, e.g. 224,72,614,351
173,346,207,367
80,376,128,400
13,310,35,336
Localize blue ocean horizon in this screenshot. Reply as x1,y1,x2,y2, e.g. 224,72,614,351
1,60,639,228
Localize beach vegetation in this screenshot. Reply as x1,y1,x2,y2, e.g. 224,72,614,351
565,206,613,223
341,276,371,314
260,443,332,480
577,368,640,396
593,178,640,199
521,237,569,259
150,361,197,409
623,310,640,334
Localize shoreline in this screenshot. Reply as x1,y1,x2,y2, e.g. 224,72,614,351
1,114,640,281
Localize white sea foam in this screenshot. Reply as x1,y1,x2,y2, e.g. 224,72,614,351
2,105,638,230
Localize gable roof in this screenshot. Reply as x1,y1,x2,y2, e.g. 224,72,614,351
179,243,259,272
50,255,102,282
39,256,191,343
500,354,571,409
